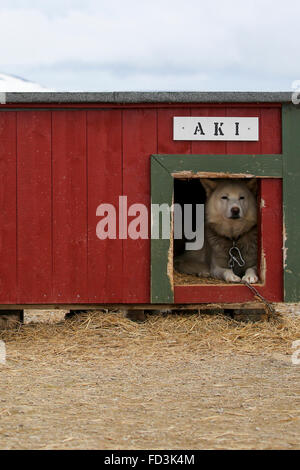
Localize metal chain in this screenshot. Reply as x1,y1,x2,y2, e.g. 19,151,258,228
228,242,277,318
242,281,277,317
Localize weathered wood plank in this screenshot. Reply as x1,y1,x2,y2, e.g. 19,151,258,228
0,112,17,303
17,111,52,303
153,154,283,178
52,110,88,303
259,179,283,300
122,109,157,303
282,104,300,302
87,110,123,302
260,107,282,154
151,157,174,303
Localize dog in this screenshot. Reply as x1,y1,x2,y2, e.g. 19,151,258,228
174,178,258,284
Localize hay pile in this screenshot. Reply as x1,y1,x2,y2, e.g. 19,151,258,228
1,310,299,359
174,270,225,285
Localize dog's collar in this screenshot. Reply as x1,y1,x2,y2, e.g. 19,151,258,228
209,224,242,243
208,222,256,244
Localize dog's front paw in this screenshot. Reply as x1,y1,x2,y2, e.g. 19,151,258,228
224,270,241,283
242,271,259,284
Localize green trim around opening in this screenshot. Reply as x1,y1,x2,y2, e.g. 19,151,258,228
151,153,284,304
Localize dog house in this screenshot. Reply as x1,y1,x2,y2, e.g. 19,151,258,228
0,92,299,314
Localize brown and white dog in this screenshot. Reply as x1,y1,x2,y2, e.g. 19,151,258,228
174,179,258,284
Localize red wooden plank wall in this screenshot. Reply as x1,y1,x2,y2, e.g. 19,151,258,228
87,110,123,302
17,111,52,303
0,105,282,304
122,109,157,303
52,111,88,303
0,112,17,303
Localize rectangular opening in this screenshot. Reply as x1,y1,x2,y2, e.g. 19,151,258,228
151,154,283,304
173,177,262,286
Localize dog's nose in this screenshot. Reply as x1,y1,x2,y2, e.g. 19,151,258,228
231,207,240,217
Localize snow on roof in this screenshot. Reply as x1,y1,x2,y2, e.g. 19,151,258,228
0,73,53,92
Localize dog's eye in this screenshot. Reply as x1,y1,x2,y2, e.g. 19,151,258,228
239,196,245,200
221,196,228,200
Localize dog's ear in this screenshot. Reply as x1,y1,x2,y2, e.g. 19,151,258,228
200,179,218,196
245,178,257,195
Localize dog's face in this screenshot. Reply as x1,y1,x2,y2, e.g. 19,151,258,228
201,179,257,237
211,182,255,220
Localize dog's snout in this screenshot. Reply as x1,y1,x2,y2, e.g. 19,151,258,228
231,207,240,217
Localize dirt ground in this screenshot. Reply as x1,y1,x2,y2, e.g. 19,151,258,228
0,311,300,450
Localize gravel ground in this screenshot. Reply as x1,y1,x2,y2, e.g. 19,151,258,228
0,311,299,450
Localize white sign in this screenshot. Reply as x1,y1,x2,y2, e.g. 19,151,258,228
173,117,259,141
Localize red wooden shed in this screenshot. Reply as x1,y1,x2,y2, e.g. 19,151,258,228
0,92,299,315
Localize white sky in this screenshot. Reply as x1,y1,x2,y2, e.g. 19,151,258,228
0,0,299,91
